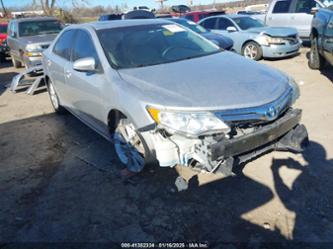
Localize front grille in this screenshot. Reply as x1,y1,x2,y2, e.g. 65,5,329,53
214,88,293,125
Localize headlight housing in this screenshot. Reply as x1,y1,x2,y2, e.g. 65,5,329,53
147,107,230,137
288,76,300,104
257,35,286,46
25,44,43,57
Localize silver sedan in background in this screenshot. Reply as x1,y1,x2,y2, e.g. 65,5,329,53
43,19,308,176
199,15,302,60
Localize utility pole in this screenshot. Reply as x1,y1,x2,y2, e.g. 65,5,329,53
155,0,167,10
0,0,8,18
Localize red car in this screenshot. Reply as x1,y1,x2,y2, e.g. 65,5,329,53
0,22,8,44
183,10,225,23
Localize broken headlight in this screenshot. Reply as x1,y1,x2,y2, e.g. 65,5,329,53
147,107,230,137
257,35,285,46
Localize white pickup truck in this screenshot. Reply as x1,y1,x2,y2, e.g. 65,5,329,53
255,0,328,39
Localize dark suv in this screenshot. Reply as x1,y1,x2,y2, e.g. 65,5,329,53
309,7,333,69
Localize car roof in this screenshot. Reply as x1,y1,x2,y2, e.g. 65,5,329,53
11,16,59,23
203,14,250,19
74,19,173,31
185,11,209,14
166,18,188,22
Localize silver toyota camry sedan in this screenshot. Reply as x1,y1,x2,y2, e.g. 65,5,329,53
43,19,308,176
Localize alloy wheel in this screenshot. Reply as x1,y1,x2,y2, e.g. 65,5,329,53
244,44,258,59
114,119,145,173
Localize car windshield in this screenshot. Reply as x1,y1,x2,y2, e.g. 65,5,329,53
174,19,207,34
0,25,7,34
19,20,62,37
231,16,265,30
98,23,220,69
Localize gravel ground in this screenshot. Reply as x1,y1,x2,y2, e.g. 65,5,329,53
0,49,333,248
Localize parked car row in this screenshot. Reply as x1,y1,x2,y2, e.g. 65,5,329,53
199,15,302,60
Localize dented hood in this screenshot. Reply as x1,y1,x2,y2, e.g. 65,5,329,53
247,27,298,37
118,51,290,110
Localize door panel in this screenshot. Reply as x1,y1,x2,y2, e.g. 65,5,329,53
65,29,108,135
48,29,76,107
66,69,108,134
266,0,292,27
7,23,20,59
49,56,71,107
323,16,333,64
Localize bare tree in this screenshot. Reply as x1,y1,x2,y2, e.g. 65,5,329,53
40,0,88,15
40,0,57,15
1,0,8,17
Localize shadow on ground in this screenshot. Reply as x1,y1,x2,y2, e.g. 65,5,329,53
0,113,332,248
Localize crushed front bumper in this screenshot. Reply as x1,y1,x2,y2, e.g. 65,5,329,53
262,42,301,58
210,108,307,163
149,108,308,175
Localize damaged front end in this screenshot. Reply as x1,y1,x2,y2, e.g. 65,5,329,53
145,92,308,176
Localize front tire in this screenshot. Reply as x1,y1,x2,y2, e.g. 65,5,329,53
242,41,263,61
47,79,66,114
113,118,147,173
308,34,325,70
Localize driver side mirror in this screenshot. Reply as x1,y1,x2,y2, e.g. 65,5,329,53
73,57,96,72
227,26,237,32
311,7,319,15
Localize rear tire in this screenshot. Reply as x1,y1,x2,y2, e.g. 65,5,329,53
113,118,148,173
11,56,22,68
47,79,66,114
308,34,325,70
242,41,263,61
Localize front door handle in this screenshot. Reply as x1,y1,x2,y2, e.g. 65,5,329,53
65,70,71,78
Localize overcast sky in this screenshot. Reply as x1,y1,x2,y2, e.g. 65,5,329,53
5,0,239,9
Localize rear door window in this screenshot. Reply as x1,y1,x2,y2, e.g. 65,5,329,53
200,17,218,29
217,17,235,30
53,30,76,60
294,0,319,13
272,0,291,13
